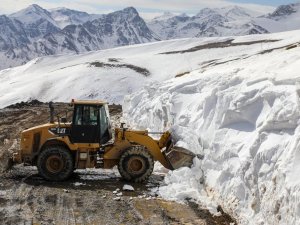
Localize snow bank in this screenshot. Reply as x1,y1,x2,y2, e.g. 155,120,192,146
123,31,300,224
0,30,295,108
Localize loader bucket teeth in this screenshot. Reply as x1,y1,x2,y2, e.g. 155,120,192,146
163,145,195,170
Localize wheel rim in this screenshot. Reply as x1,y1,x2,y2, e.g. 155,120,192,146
127,156,145,175
46,155,64,173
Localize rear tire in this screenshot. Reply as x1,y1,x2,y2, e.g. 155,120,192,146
37,145,74,181
118,146,154,183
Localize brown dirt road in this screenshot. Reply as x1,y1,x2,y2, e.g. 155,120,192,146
0,101,236,225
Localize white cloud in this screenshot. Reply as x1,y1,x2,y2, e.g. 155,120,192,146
139,12,165,21
0,0,275,16
75,0,275,14
0,0,38,14
0,0,102,14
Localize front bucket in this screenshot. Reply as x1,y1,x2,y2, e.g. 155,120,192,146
163,146,195,170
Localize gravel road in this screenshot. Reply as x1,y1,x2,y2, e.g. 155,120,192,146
0,101,236,225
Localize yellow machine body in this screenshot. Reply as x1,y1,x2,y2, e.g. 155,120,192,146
18,127,173,169
13,101,173,170
13,100,195,181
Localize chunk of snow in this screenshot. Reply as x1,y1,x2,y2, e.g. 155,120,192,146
63,189,70,193
113,197,121,201
112,188,120,194
74,182,85,186
123,184,135,191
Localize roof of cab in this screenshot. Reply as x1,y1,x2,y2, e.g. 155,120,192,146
71,99,107,105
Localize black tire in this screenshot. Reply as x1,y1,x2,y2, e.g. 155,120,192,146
37,145,74,181
118,146,154,183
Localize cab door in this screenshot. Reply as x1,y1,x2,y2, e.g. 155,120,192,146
99,105,112,144
71,105,99,143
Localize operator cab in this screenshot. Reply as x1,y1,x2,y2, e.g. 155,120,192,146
70,100,112,144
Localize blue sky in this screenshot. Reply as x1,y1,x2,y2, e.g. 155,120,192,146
0,0,299,19
231,0,298,5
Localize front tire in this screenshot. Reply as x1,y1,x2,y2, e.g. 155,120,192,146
37,145,74,181
118,146,154,183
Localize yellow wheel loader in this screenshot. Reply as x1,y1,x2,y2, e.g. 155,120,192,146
12,100,195,182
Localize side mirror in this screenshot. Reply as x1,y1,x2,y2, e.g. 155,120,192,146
61,117,67,123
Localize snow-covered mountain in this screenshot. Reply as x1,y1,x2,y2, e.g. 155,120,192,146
255,3,300,33
151,12,177,21
50,7,102,28
267,3,299,19
0,3,300,70
62,7,159,51
148,6,270,39
0,5,159,70
0,29,300,225
10,4,57,29
148,3,300,39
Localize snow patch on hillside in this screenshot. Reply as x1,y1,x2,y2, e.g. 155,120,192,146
1,31,294,109
123,31,300,224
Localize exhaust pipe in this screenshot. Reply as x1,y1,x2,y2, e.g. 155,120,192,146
49,102,54,123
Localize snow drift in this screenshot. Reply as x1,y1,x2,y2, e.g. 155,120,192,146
0,32,287,108
123,30,300,224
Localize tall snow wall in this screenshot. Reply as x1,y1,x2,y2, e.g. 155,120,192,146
123,38,300,224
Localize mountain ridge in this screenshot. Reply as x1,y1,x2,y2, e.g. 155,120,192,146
0,3,299,70
0,5,159,69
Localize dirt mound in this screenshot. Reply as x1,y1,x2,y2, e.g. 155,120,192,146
6,99,44,109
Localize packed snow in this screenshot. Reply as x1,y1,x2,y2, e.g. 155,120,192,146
123,30,300,224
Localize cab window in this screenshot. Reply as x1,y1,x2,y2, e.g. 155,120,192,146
74,105,98,126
